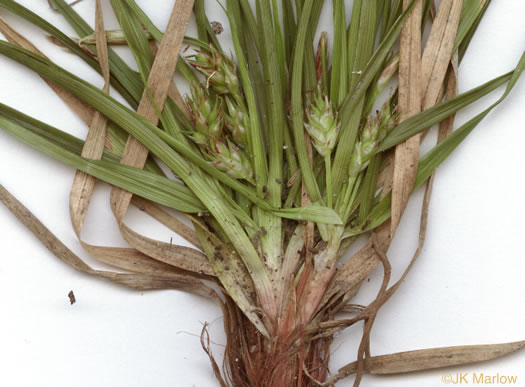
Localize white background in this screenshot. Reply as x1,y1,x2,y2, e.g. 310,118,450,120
1,1,524,386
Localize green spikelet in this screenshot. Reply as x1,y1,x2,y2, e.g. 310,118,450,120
224,97,249,147
209,139,254,182
185,81,224,144
304,85,340,158
187,45,240,96
349,101,397,177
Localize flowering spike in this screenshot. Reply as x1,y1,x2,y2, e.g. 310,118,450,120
209,139,254,182
186,45,240,96
224,97,249,146
304,86,340,157
186,81,224,142
348,101,398,177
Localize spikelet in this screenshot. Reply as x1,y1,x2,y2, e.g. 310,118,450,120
224,97,249,147
304,86,339,158
209,139,254,181
349,101,397,177
185,81,224,145
187,45,240,96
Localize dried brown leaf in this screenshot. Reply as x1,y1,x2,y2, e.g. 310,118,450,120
439,56,459,141
119,223,214,276
336,341,525,377
391,0,423,234
131,196,201,248
421,0,463,109
70,0,110,235
148,41,192,121
0,184,213,296
391,0,461,234
78,243,189,278
110,0,195,222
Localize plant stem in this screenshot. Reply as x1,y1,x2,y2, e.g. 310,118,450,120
343,174,362,222
337,174,363,222
325,154,333,208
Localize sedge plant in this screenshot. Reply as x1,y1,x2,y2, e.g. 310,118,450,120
0,0,524,385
